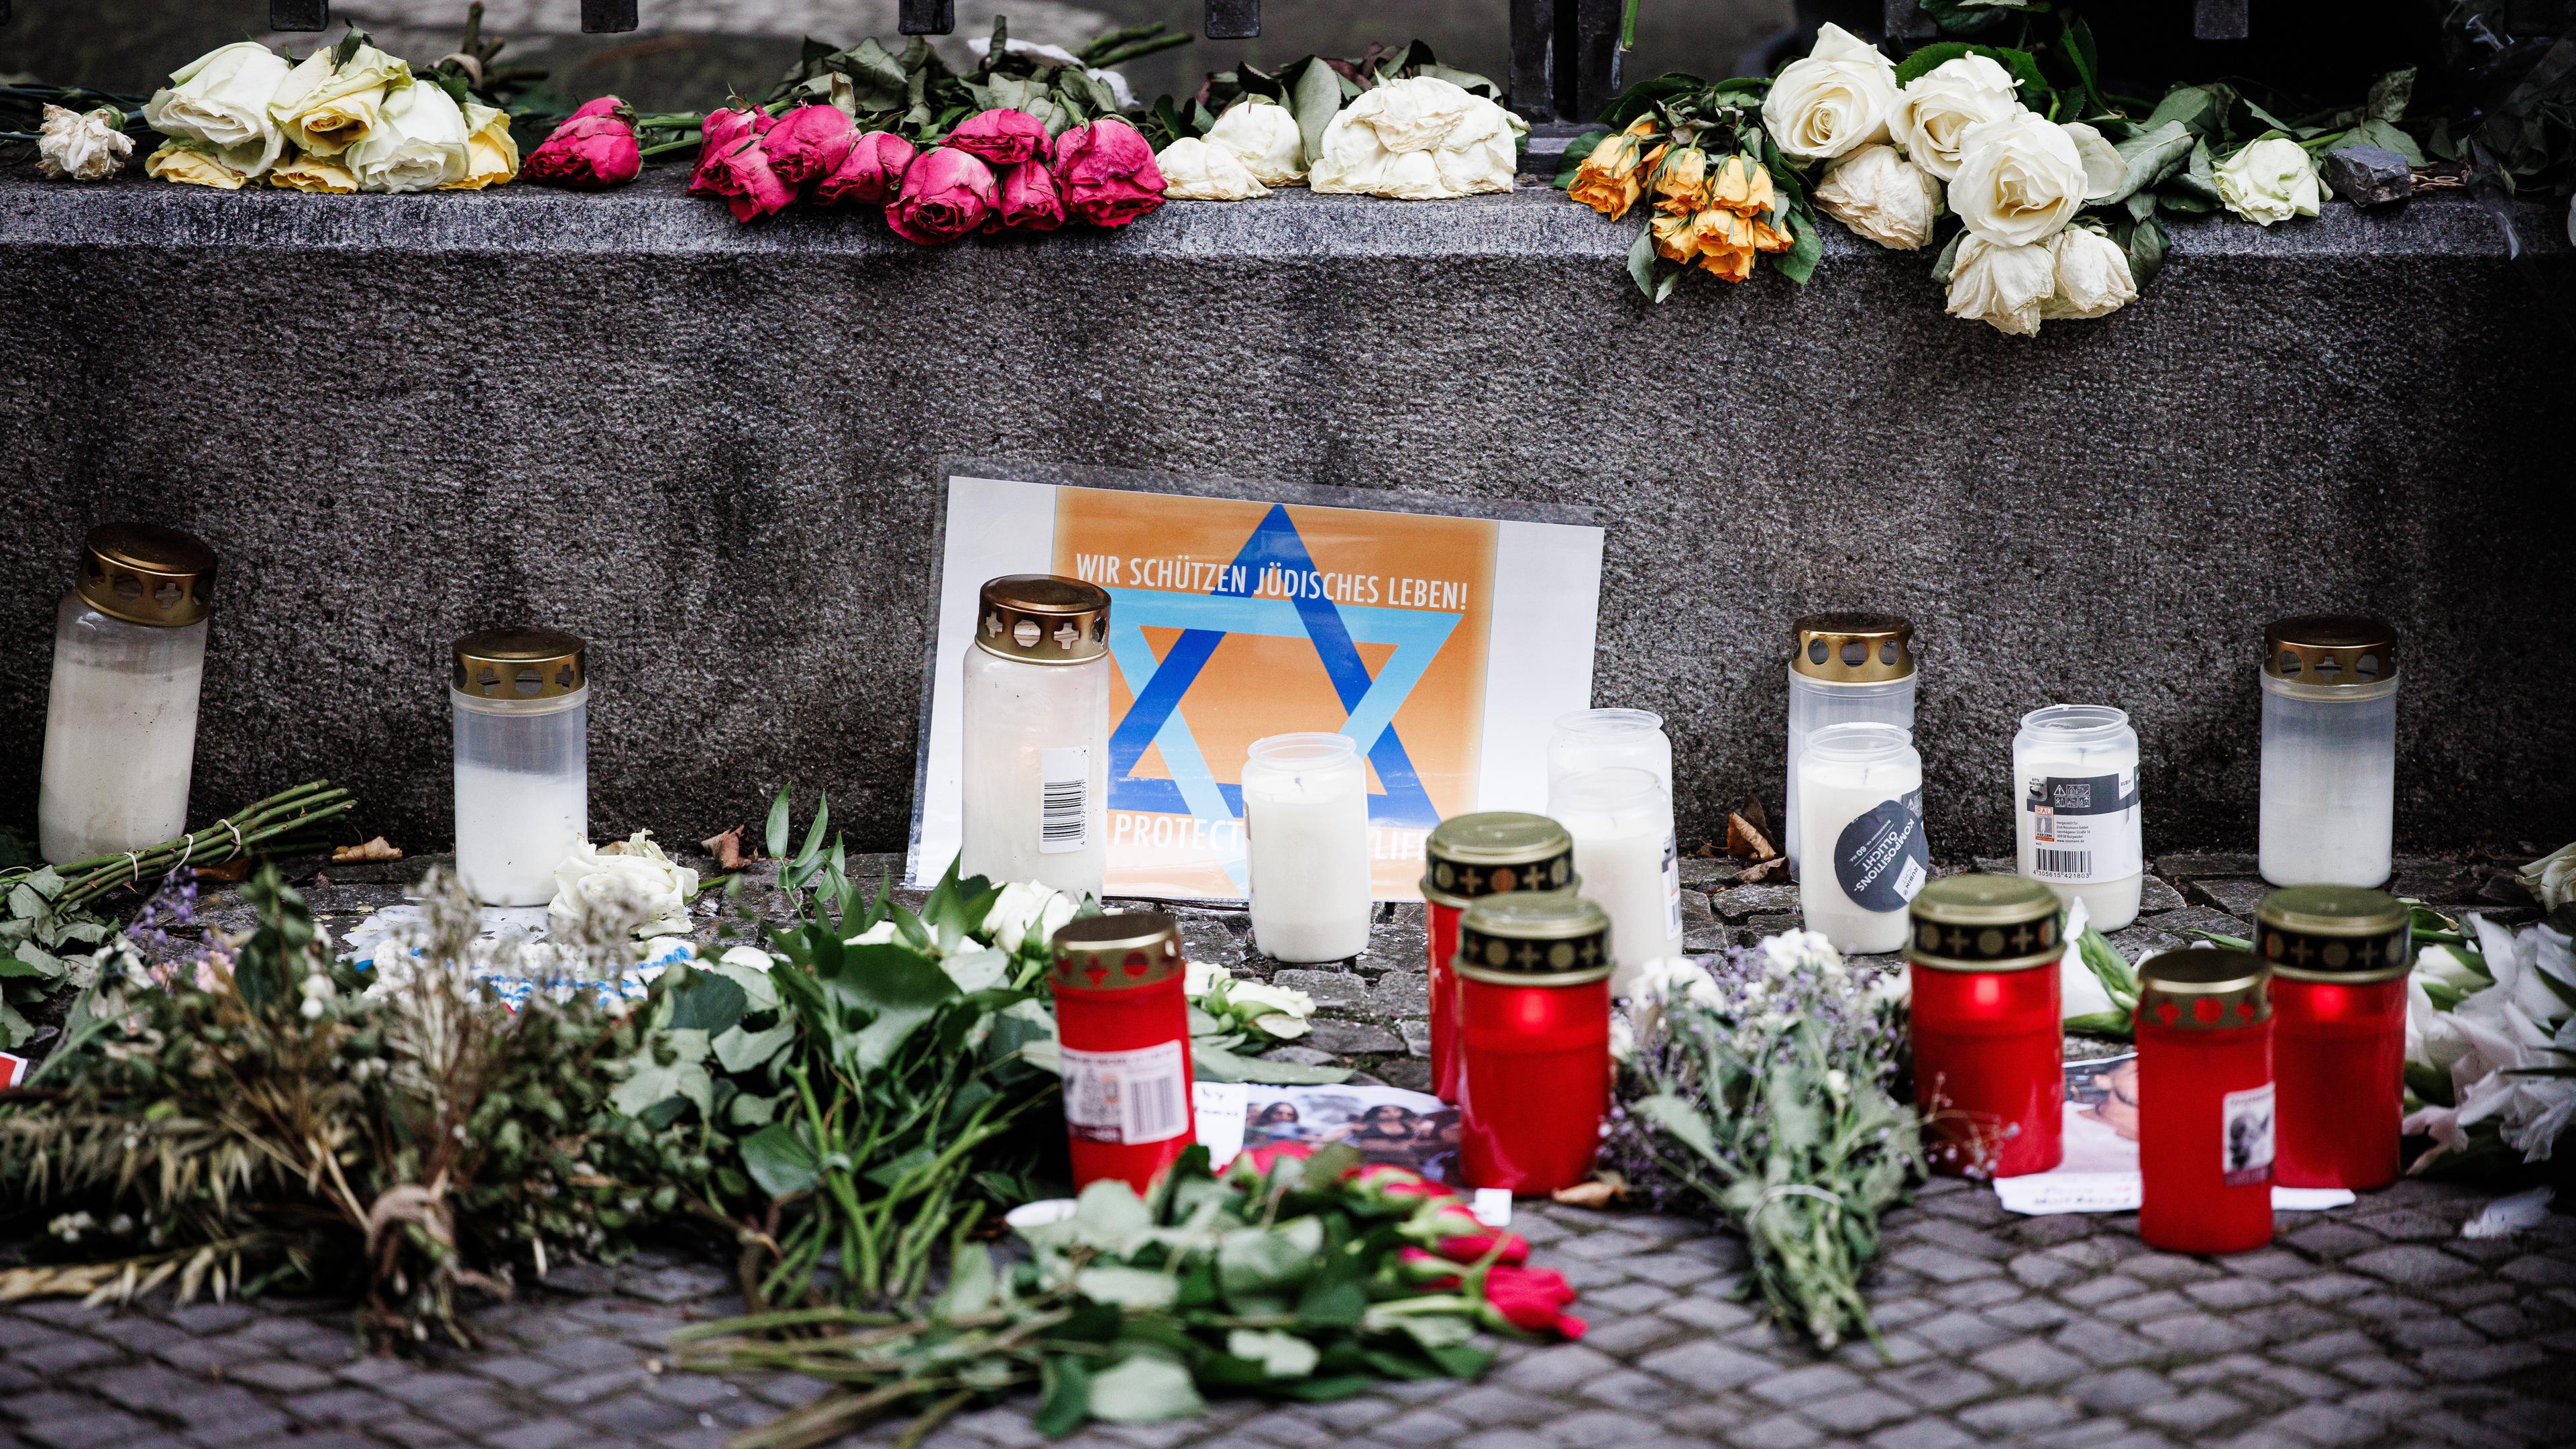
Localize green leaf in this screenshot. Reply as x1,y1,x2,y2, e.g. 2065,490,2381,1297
1554,127,1607,189
2367,67,2414,124
665,969,748,1034
1283,56,1342,169
8,884,46,920
1929,227,1966,285
739,1120,822,1197
2099,120,2195,205
0,944,62,979
726,1091,780,1126
712,1019,794,1075
2063,1010,2135,1039
1077,1265,1181,1309
610,1029,714,1120
1295,1277,1370,1328
1769,207,1822,285
2121,213,2169,288
1228,1328,1321,1378
2355,117,2426,166
1034,1356,1092,1436
1219,1219,1323,1299
838,37,910,112
1633,1092,1724,1167
938,1244,996,1316
1086,1353,1204,1424
2144,85,2222,137
1916,0,2050,38
765,784,792,859
1627,225,1660,300
1189,1039,1352,1084
2062,15,2106,115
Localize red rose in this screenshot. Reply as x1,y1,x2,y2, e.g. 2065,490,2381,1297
688,105,795,223
991,160,1065,231
524,96,641,189
1236,1142,1315,1177
1052,115,1165,228
814,129,916,207
945,107,1051,166
1481,1266,1586,1339
885,146,997,245
764,104,857,189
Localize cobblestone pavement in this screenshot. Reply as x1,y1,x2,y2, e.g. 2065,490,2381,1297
5,849,2571,1449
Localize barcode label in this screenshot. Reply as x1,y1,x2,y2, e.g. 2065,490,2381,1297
1061,1040,1190,1145
1038,746,1088,855
2034,848,2091,877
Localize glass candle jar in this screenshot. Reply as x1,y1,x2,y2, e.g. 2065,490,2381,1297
1784,614,1917,875
1907,874,2065,1179
1049,912,1194,1193
1546,708,1672,796
2136,950,2275,1255
1421,812,1576,1103
38,523,219,865
2014,704,2144,930
961,576,1112,899
2258,887,2410,1191
1456,892,1613,1195
2259,616,2398,888
1795,722,1931,955
451,629,589,907
1244,733,1371,962
1549,767,1680,996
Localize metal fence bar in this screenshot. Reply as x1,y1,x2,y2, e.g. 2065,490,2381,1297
1883,0,1939,42
1509,0,1558,121
899,0,955,36
1206,0,1261,40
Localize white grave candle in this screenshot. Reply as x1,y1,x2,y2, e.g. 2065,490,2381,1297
1550,766,1682,995
960,576,1112,899
2015,704,2143,930
451,629,590,907
1796,722,1930,955
2259,616,2398,889
1784,614,1917,876
1547,708,1672,797
1244,733,1371,961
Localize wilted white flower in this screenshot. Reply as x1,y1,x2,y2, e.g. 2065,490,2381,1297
2214,137,2322,225
1946,233,2059,336
267,36,411,158
299,969,337,1020
1156,136,1270,201
2405,916,2576,1167
1891,54,2021,179
347,79,470,193
1185,960,1316,1039
2059,121,2125,201
985,881,1079,954
144,40,290,176
1762,23,1901,162
2043,226,2139,320
144,140,253,190
1208,98,1306,184
1812,144,1943,250
1609,1012,1636,1063
2520,841,2575,911
1950,111,2088,246
548,830,698,938
1825,1068,1851,1098
1638,956,1721,1007
36,105,134,181
845,919,900,947
1756,929,1841,980
1309,76,1521,199
965,36,1134,109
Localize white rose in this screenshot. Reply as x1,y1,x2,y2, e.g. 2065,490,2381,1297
1892,54,2019,179
1155,137,1270,201
1812,143,1943,250
1347,75,1475,154
2215,137,2322,225
36,105,133,181
1431,95,1519,196
1224,980,1317,1038
1309,80,1521,199
984,881,1078,953
2042,226,2139,320
267,38,411,158
144,41,290,177
1309,109,1391,193
1207,98,1305,184
1946,233,2059,336
144,139,251,190
547,830,699,938
347,80,470,193
1762,22,1902,162
2060,121,2125,201
1950,111,2088,246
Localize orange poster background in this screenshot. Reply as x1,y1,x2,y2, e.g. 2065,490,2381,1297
1050,488,1498,900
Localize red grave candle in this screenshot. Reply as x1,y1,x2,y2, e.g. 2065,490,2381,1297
2136,950,2275,1255
1904,873,2065,1178
1421,813,1577,1104
1456,892,1613,1194
1047,912,1194,1194
2258,887,2412,1190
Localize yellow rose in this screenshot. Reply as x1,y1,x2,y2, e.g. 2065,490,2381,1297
1568,117,1654,221
270,152,358,192
1652,146,1709,215
144,139,249,189
444,102,521,190
1650,209,1701,263
1709,154,1776,217
268,40,411,157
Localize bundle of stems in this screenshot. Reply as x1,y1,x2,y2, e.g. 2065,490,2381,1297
5,781,354,912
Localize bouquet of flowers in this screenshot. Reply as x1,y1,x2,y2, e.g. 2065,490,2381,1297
1142,44,1524,203
2404,894,2576,1177
1560,76,1821,297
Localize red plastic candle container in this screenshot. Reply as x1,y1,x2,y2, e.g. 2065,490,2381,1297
1456,892,1613,1194
2259,887,2411,1190
1048,912,1194,1194
1905,873,2065,1179
1421,813,1577,1104
2136,950,2275,1255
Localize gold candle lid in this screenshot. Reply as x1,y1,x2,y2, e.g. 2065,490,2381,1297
1791,612,1917,684
977,576,1110,665
2263,616,2396,688
77,522,218,627
1907,873,2063,972
452,627,588,699
1050,911,1184,992
1422,812,1576,908
2137,949,2271,1032
2256,887,2411,983
1454,893,1613,987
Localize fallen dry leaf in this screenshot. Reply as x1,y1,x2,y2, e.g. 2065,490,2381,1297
333,837,403,864
1737,856,1789,885
1726,811,1776,861
193,859,252,883
1550,1173,1627,1208
702,825,749,871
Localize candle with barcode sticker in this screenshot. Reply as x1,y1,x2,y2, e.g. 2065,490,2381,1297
1421,813,1578,1102
1796,722,1931,955
2136,950,2275,1254
1455,892,1614,1194
2259,886,2410,1190
1242,733,1371,962
1907,873,2065,1178
1049,912,1195,1192
1550,767,1681,996
2014,704,2143,930
962,576,1110,899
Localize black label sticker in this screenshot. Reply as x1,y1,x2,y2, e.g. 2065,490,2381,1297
2024,771,2135,817
1834,799,1932,913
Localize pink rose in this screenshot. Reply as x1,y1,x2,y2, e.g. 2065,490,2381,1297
1481,1266,1586,1339
885,146,997,245
1052,116,1165,229
814,129,916,207
524,96,641,189
763,104,857,189
990,160,1065,232
945,108,1051,166
689,106,795,223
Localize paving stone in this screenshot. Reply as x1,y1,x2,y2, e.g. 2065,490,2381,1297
1710,885,1800,921
2157,855,2260,879
2184,1277,2284,1310
1368,973,1430,1016
1955,1396,2078,1434
1302,1020,1407,1055
1274,970,1368,1009
2415,1340,2546,1381
2098,1289,2195,1324
2282,1224,2382,1260
1535,1408,1666,1445
1746,1364,1865,1408
1970,1338,2086,1388
2051,1318,2160,1369
2138,1312,2261,1355
1982,1298,2072,1332
1799,1390,1915,1434
2118,1254,2224,1287
2188,879,2271,917
2346,1245,2477,1288
1576,1314,1690,1357
2137,1391,2251,1434
1904,1311,2010,1354
1933,1278,2021,1309
1635,1340,1772,1392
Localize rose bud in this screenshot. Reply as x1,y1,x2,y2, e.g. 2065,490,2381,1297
814,129,916,207
885,145,998,245
991,160,1065,231
945,107,1051,166
764,104,858,190
1052,115,1166,228
688,105,796,223
1480,1265,1587,1339
524,96,641,189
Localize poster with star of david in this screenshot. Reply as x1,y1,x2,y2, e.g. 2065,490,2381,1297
909,462,1605,900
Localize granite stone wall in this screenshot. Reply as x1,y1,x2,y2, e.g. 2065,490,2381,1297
1,170,2569,859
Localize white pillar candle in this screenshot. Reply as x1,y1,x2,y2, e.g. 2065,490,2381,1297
2015,704,2143,930
1784,614,1918,875
451,628,590,907
2259,617,2398,888
1550,766,1682,995
1547,708,1672,796
1795,722,1930,955
1244,733,1372,962
960,576,1112,899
